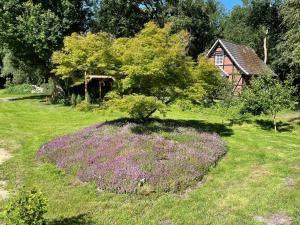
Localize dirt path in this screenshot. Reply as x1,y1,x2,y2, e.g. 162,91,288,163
0,148,12,200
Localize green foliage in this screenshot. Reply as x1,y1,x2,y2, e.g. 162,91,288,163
242,71,297,131
221,0,283,65
76,101,92,112
53,22,220,119
91,0,222,58
216,97,249,125
0,0,91,83
76,95,82,105
276,0,300,81
108,95,166,120
3,84,32,94
52,32,117,85
113,22,193,101
92,0,148,37
71,93,77,107
221,5,262,56
190,56,225,103
167,0,222,57
108,22,213,119
5,188,47,225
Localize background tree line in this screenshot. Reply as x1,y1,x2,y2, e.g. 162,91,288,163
0,0,299,89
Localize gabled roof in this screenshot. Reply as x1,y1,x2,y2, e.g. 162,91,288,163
207,39,270,75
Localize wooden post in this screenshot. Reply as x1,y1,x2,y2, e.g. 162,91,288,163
99,79,103,101
84,71,88,102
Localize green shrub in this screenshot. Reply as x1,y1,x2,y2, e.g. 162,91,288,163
77,101,92,112
107,95,166,121
40,83,52,95
3,84,32,94
5,188,47,225
76,95,82,105
215,97,250,125
85,93,91,104
70,93,77,107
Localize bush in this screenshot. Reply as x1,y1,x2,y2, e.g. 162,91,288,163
70,93,77,107
40,83,53,95
37,122,226,194
107,95,166,121
76,95,82,105
76,101,92,112
3,84,32,94
5,188,47,225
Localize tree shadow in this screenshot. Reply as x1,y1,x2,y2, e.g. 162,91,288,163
10,94,48,101
288,116,300,123
100,118,234,137
48,213,93,225
255,119,294,132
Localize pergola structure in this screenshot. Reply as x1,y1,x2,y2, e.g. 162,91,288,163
84,72,116,102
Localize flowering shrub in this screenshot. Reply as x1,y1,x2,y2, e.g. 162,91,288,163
37,121,226,194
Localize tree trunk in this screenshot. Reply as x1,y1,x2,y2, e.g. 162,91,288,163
50,74,65,103
273,113,277,132
84,71,88,102
263,28,269,64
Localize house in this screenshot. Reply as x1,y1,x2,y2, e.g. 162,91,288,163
207,39,271,93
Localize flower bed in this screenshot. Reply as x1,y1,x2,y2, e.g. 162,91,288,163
37,121,226,194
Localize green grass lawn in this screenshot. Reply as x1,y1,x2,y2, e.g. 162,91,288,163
0,89,46,99
0,99,299,224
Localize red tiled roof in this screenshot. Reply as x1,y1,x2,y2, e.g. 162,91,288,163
207,39,272,75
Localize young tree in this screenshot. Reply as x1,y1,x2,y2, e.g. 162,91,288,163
52,32,117,84
108,22,194,119
242,71,297,132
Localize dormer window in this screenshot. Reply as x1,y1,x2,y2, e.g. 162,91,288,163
215,54,224,66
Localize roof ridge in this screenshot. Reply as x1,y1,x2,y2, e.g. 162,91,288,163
219,39,254,51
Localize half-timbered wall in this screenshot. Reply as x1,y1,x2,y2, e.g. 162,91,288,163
208,45,245,93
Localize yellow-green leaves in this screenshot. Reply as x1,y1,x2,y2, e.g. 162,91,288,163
52,32,116,83
52,21,221,119
113,22,193,100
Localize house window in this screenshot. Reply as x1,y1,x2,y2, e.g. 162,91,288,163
215,54,224,66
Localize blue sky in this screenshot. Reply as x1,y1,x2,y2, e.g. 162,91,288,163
220,0,243,11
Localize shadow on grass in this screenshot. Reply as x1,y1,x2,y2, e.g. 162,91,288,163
99,118,234,137
48,213,93,225
288,116,300,123
255,119,294,132
10,94,48,101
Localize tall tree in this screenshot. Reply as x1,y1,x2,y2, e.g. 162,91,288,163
92,0,223,58
247,0,283,64
92,0,149,37
0,0,92,84
167,0,222,58
221,5,262,57
276,0,300,80
221,0,283,65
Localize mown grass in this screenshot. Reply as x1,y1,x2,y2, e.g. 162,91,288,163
0,89,45,98
0,99,299,224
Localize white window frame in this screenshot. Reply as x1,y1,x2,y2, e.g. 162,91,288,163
215,54,224,66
